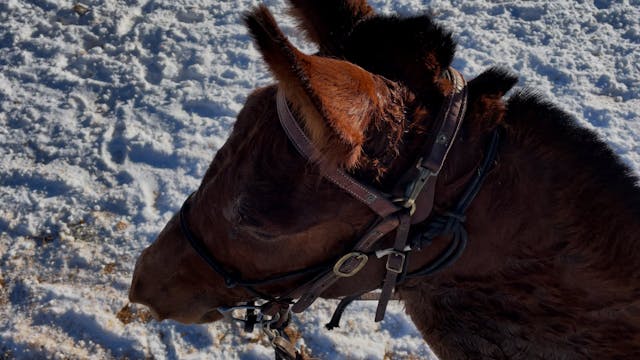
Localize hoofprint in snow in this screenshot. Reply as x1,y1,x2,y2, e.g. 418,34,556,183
0,0,638,358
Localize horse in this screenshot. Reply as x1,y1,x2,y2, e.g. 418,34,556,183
129,1,640,358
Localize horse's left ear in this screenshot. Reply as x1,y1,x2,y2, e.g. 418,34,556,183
245,5,386,170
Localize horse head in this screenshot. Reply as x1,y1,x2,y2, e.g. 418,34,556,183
128,1,478,324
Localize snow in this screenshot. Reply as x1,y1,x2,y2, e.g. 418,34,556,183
0,0,638,359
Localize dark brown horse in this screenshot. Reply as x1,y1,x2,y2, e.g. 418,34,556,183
129,1,640,358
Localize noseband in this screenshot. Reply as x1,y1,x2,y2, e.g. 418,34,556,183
179,68,500,359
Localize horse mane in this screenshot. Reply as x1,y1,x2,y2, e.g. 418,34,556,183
342,14,456,76
503,91,640,276
505,91,640,212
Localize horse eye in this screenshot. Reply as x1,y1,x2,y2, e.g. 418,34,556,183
236,207,262,228
224,195,263,228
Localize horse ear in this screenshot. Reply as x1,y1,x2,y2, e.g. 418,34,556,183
245,5,381,169
287,0,374,55
284,2,456,97
343,15,456,95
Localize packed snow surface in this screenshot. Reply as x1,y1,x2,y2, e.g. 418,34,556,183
1,0,638,359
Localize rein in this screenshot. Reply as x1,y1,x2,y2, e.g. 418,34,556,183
179,68,500,359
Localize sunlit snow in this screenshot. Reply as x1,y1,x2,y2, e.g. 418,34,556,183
1,0,638,359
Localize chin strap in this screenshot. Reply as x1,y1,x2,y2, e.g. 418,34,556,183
375,211,412,321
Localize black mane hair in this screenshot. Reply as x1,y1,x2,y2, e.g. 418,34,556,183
506,91,640,208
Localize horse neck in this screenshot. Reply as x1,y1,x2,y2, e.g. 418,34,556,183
476,128,640,279
400,123,640,359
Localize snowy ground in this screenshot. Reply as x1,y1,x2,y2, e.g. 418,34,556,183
0,0,638,359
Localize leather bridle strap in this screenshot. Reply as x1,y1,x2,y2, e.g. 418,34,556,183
180,198,330,293
276,88,401,218
290,216,400,312
375,211,411,321
421,69,468,173
277,67,469,321
374,68,467,320
406,68,468,223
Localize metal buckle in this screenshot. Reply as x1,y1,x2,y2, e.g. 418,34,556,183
332,252,369,277
375,246,411,258
218,299,299,359
394,159,434,214
385,251,406,274
217,304,266,326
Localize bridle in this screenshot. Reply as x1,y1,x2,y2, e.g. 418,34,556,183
179,67,501,359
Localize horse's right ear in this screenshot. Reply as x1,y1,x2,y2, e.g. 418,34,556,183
245,5,384,170
287,0,374,55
